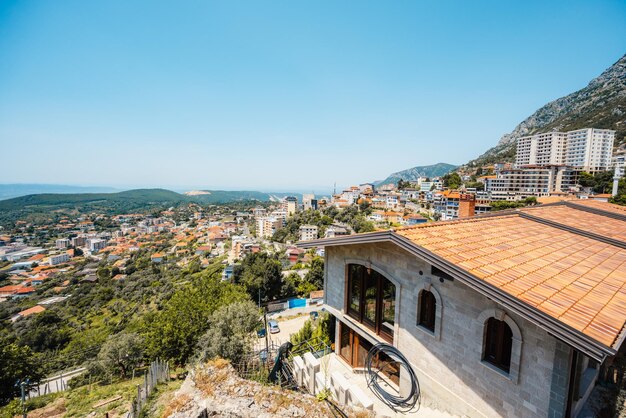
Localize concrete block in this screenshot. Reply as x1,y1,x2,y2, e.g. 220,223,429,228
347,385,374,410
293,356,305,387
314,371,326,395
303,352,320,394
330,371,349,404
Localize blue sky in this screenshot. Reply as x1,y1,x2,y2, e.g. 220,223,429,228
1,1,625,192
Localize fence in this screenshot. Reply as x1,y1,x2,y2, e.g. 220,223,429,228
267,297,312,313
126,359,169,418
28,367,86,399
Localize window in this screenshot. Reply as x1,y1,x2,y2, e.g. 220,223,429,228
483,317,513,373
418,290,436,332
346,264,396,341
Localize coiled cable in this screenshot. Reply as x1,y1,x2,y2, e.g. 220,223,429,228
365,342,420,413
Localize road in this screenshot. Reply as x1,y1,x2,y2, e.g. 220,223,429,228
253,306,321,352
29,367,86,398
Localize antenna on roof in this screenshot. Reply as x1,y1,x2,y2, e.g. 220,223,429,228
334,182,336,195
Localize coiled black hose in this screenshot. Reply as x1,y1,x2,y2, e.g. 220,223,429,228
365,342,420,412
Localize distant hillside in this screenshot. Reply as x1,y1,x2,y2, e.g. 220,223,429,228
0,188,281,212
0,189,187,211
0,184,119,201
189,190,272,203
465,53,626,169
374,163,457,186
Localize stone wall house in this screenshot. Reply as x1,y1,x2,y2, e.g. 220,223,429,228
299,200,626,417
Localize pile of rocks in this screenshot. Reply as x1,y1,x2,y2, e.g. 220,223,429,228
163,359,372,418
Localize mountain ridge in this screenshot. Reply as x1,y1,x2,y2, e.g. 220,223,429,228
0,188,279,211
464,53,626,169
374,163,457,186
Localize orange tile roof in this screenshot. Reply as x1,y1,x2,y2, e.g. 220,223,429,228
18,305,46,317
570,200,626,216
537,195,575,205
396,212,626,348
520,205,626,242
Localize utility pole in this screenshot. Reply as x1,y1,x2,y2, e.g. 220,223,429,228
20,380,28,418
264,310,270,370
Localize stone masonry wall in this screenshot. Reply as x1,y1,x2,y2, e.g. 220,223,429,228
325,242,569,418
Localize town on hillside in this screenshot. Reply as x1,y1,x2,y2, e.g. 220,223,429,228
1,126,626,417
2,2,626,416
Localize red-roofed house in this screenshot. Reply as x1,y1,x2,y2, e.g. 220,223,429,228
11,305,46,322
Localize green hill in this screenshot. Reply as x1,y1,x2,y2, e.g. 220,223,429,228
374,163,457,186
187,190,272,203
0,188,187,211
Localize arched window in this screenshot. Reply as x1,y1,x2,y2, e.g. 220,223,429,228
483,317,513,373
418,290,436,332
346,264,396,342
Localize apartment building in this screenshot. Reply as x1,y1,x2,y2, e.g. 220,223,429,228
517,128,615,172
302,194,315,211
55,238,70,249
283,196,298,216
71,236,86,247
298,225,319,241
256,217,283,239
87,238,107,253
49,253,70,265
433,191,476,220
485,165,577,200
516,131,567,166
565,128,614,172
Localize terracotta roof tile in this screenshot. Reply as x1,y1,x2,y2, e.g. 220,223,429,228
396,211,626,348
569,200,626,216
520,205,626,241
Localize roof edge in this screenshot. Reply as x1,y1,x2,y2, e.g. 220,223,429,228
298,230,616,361
388,232,615,361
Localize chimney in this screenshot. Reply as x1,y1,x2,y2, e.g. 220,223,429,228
458,193,476,218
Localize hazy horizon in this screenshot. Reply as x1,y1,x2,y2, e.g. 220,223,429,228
2,1,625,189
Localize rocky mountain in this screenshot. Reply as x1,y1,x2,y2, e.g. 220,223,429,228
465,53,626,169
374,163,457,186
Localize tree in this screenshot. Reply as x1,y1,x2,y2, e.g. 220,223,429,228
143,273,249,365
397,179,411,190
0,339,46,406
290,312,333,347
97,332,144,378
443,172,462,189
304,257,324,290
578,171,595,188
15,310,71,353
233,252,284,303
195,301,260,364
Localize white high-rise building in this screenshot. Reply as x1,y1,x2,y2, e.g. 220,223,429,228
516,132,567,166
302,194,315,211
282,196,298,216
516,128,614,173
565,128,615,172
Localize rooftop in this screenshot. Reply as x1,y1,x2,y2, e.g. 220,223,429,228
299,200,626,360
